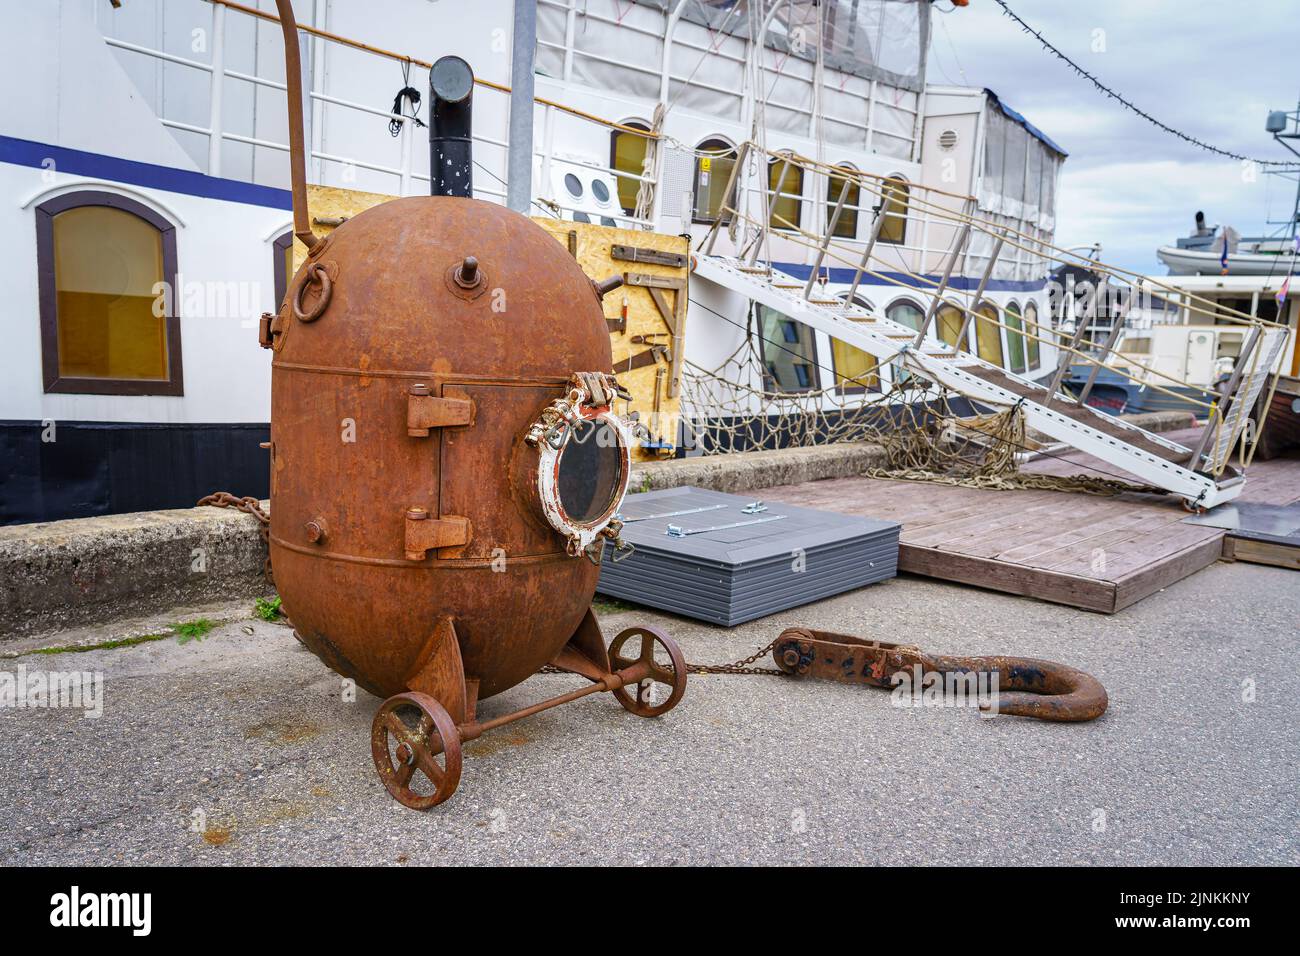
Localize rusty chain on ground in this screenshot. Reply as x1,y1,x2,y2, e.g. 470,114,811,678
540,637,786,677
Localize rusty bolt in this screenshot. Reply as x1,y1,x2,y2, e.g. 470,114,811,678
408,383,430,397
305,519,326,544
454,255,480,289
406,507,429,521
394,742,415,766
781,647,801,669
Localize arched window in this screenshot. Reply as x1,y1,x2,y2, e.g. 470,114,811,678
609,120,651,216
886,298,925,333
35,191,182,395
692,137,737,224
839,292,875,312
273,230,294,311
1005,300,1027,373
975,301,1005,366
827,165,860,239
937,302,966,349
1024,301,1041,369
877,175,909,245
768,153,804,230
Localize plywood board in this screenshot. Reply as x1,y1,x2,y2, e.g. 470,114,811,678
286,187,685,461
532,218,689,461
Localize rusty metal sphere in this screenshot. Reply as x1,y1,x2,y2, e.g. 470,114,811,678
269,196,617,702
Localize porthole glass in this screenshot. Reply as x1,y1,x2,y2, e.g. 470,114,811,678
591,179,611,205
564,173,584,199
557,419,623,524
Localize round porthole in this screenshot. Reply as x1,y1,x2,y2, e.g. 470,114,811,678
527,382,634,556
556,419,624,525
563,173,584,199
591,179,611,206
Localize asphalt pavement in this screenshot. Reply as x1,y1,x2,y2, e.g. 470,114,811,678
1,560,1296,865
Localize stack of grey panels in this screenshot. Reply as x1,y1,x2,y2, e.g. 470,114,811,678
597,486,900,626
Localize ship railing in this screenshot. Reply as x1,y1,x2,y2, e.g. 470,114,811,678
702,142,1288,472
99,0,660,219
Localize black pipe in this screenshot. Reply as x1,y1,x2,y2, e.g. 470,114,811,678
429,55,474,198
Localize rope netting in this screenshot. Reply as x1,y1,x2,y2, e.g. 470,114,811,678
679,332,1164,498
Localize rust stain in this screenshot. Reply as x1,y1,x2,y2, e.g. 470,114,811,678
252,800,311,826
463,730,531,757
358,353,372,387
244,715,323,746
201,826,232,846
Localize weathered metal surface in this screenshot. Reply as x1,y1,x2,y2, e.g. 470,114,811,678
272,195,615,702
772,627,1108,722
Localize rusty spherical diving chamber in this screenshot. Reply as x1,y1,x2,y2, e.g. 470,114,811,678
269,195,630,699
264,197,686,808
261,1,684,810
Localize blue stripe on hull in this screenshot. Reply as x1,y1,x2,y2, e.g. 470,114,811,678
0,134,293,210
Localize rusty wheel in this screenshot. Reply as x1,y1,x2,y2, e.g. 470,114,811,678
608,625,687,718
370,692,462,810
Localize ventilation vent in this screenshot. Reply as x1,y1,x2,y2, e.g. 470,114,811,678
937,128,959,151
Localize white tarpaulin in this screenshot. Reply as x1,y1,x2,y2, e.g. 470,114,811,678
978,90,1065,232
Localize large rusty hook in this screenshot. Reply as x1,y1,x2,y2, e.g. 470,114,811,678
773,628,1108,723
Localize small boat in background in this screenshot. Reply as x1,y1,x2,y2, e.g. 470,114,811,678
1157,219,1300,277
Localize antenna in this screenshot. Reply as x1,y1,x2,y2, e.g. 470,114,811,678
1266,99,1300,240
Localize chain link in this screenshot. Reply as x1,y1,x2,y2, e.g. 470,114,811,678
681,638,785,676
198,491,273,582
540,637,786,677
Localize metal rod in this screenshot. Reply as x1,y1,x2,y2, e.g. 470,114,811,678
1043,287,1097,407
704,141,748,254
272,0,320,251
913,223,970,347
460,663,650,739
749,157,792,267
846,202,888,308
804,178,851,299
505,0,536,212
953,233,1005,352
1076,292,1129,405
207,1,225,177
1186,325,1262,470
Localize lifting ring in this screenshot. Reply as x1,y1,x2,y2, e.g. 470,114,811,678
370,692,463,810
292,261,333,322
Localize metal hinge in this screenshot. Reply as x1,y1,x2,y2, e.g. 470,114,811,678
407,384,474,437
404,508,471,561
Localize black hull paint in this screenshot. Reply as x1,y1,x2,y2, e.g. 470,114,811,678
1,420,269,525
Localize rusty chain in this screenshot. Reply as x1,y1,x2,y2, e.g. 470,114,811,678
198,492,273,582
541,637,786,677
680,638,784,676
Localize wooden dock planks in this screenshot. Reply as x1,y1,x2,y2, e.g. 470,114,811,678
763,427,1300,613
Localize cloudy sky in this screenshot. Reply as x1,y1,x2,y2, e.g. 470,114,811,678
927,0,1300,273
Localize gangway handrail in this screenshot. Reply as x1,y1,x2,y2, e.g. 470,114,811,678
740,141,1284,328
720,201,1219,412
